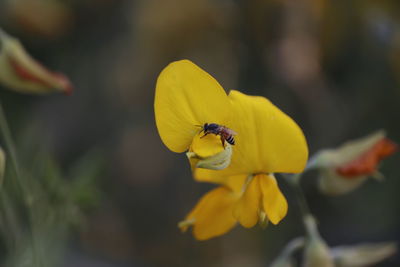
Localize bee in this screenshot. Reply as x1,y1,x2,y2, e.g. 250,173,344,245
197,123,237,147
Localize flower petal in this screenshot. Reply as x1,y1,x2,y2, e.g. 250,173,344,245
193,90,308,183
154,60,231,153
318,169,368,195
227,90,308,174
190,132,225,158
259,174,288,225
336,138,398,177
223,174,248,192
233,176,261,228
193,167,248,190
187,143,232,171
179,186,238,240
310,130,387,169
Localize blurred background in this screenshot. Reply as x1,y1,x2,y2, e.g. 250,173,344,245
0,0,399,266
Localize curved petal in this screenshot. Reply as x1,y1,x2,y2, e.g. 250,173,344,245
190,132,225,158
259,174,288,225
179,186,238,240
193,90,308,183
154,60,231,153
233,177,261,228
227,90,308,174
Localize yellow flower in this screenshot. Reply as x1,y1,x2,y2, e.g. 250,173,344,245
155,60,308,240
0,28,73,94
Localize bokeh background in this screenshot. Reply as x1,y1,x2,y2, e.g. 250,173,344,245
0,0,399,266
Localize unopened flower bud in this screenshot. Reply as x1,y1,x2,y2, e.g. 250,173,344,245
0,28,73,94
331,242,397,267
308,130,397,195
303,215,334,267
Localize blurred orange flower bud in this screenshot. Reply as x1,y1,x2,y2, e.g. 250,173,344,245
0,28,73,95
335,137,397,177
308,130,397,195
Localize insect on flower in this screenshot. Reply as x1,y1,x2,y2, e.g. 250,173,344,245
155,60,308,240
197,123,237,147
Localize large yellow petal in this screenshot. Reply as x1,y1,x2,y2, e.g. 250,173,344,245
193,90,308,183
259,174,288,225
227,90,308,174
154,60,231,153
180,186,238,240
233,177,261,228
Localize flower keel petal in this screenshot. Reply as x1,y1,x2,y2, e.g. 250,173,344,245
233,176,261,228
179,186,238,240
259,174,288,225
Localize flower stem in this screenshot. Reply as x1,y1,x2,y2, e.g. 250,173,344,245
283,173,312,228
0,104,22,183
0,102,41,266
293,179,311,217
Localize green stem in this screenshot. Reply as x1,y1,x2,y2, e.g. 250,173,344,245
283,173,312,229
0,102,41,267
0,104,22,185
292,179,311,217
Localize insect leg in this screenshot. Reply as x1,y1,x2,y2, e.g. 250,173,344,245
200,132,208,138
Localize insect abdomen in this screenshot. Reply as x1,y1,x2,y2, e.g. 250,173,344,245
226,135,235,145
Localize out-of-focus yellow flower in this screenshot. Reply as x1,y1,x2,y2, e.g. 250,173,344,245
155,60,308,240
0,28,73,94
308,130,397,195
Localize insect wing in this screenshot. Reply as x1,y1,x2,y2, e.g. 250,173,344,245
224,127,237,136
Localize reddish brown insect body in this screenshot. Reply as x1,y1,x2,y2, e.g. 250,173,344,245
199,123,237,147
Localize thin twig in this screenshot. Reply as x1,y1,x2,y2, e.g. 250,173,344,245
282,173,312,228
0,101,42,266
